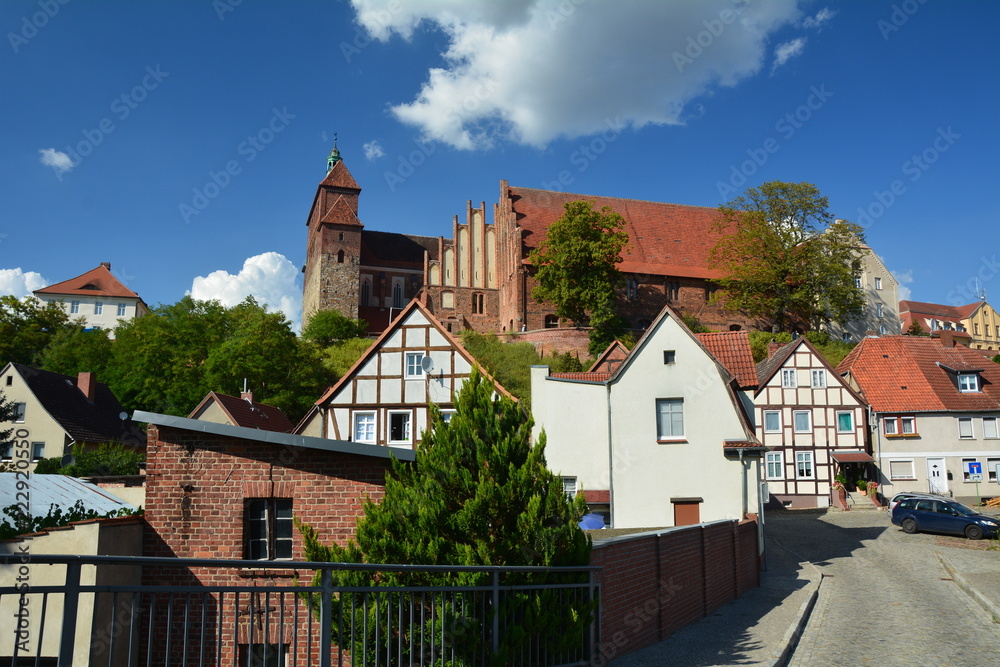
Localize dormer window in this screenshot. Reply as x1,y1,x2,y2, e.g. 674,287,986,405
958,373,980,393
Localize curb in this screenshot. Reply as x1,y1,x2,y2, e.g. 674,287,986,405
937,551,1000,621
765,573,821,667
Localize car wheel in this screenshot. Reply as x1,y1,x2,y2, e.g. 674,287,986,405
965,524,983,540
901,518,918,534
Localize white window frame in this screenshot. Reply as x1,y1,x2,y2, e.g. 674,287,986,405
656,398,684,441
561,477,578,500
795,452,815,480
781,369,797,388
836,411,854,433
13,403,25,423
962,457,979,482
958,373,980,393
763,410,781,433
388,410,412,445
988,457,1000,483
353,411,376,443
874,277,882,289
117,303,127,317
765,452,784,480
70,300,80,314
900,416,915,434
811,369,826,388
888,459,916,481
405,353,424,378
876,303,883,318
958,417,974,439
983,417,998,439
245,498,293,561
439,409,456,424
94,301,103,315
793,410,812,433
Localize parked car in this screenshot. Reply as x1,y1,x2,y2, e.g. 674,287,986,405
891,497,1000,540
887,491,941,512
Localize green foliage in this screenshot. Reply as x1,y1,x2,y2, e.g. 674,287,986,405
906,321,926,336
709,181,866,332
681,314,711,333
528,200,629,354
39,325,114,377
747,330,855,368
298,369,592,665
0,388,17,453
748,331,793,363
32,457,63,474
320,337,373,379
0,499,142,541
302,309,368,346
459,331,541,406
63,442,146,477
0,295,73,366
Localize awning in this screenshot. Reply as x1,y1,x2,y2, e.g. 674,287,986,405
831,451,876,463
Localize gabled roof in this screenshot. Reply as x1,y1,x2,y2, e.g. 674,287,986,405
587,340,630,374
310,300,515,408
836,336,1000,413
754,337,867,404
5,363,141,445
187,391,294,433
319,159,361,191
319,195,363,227
360,230,438,269
695,331,758,389
898,300,985,321
33,263,141,300
507,186,728,279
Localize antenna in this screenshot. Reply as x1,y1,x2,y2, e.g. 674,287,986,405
243,378,248,393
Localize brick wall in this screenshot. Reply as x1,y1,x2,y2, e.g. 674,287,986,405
588,519,760,665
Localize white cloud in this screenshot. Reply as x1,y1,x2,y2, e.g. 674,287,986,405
891,268,913,302
802,7,836,30
189,252,303,331
349,0,802,149
363,140,385,160
771,37,806,73
0,268,48,298
39,148,74,173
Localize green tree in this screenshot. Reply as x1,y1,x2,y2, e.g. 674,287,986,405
320,337,374,379
302,309,368,346
906,320,926,336
528,200,629,355
39,325,114,377
709,181,866,332
0,388,17,455
298,368,592,664
0,295,73,366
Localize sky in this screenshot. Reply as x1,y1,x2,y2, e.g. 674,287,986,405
2,0,998,331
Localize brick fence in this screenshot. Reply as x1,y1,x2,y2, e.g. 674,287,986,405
588,519,760,665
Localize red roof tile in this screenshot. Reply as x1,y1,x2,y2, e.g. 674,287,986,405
319,159,360,191
548,372,612,382
837,336,1000,413
320,195,363,227
34,263,141,299
188,392,294,433
509,187,728,278
587,340,630,373
695,331,758,389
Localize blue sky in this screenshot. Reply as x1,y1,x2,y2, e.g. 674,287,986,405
2,0,998,330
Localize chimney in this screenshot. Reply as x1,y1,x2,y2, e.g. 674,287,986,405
77,372,96,402
767,342,783,359
100,261,111,269
939,330,955,348
241,390,254,403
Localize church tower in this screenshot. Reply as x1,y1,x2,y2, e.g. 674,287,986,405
302,145,364,323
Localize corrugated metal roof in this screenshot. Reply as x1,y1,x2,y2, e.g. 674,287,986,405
0,473,136,517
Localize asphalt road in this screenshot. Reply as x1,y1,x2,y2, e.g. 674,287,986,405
773,509,1000,666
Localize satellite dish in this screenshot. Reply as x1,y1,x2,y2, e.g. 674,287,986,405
119,411,129,421
61,455,76,468
420,356,435,373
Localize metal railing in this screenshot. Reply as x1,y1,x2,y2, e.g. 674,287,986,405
1,554,599,667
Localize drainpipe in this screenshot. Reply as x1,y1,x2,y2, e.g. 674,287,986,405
757,452,766,572
606,381,615,528
739,450,748,517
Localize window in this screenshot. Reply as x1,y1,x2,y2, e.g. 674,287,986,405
70,300,80,314
561,477,578,500
405,353,424,378
983,417,998,439
117,303,127,316
793,411,812,433
472,293,485,314
888,459,916,480
667,281,680,301
795,452,814,479
246,499,293,560
656,399,684,440
874,277,882,289
974,323,980,335
989,458,1000,483
765,452,783,480
626,278,638,299
962,458,978,482
94,302,103,315
763,410,781,433
883,415,916,435
900,416,915,434
544,314,559,328
958,373,980,392
879,325,888,335
781,369,797,388
876,303,883,318
13,403,25,423
662,350,676,365
337,250,345,264
854,276,862,289
836,411,854,433
958,417,974,439
388,411,412,444
360,278,372,307
391,280,404,308
440,410,456,424
353,412,375,443
0,442,11,460
5,376,10,386
31,442,45,461
811,370,826,388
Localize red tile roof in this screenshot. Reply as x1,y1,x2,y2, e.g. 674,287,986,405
319,159,360,191
587,340,630,373
695,331,758,389
320,195,363,227
33,263,141,299
508,187,728,279
548,372,612,382
837,336,1000,413
188,391,294,433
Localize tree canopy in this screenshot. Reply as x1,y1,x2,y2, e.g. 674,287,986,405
528,200,629,355
0,295,73,366
0,389,17,456
708,181,866,332
301,309,368,346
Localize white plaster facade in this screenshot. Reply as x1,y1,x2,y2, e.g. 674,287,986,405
531,306,762,529
827,247,900,342
32,263,148,338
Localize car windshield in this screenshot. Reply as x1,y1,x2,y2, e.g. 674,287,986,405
949,503,980,517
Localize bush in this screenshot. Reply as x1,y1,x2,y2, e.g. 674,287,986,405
0,499,142,541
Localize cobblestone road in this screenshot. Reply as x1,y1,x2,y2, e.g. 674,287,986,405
774,509,1000,666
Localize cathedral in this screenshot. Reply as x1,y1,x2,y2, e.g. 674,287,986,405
302,148,755,339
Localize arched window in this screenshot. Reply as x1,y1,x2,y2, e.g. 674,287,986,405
337,250,345,264
544,314,559,329
392,281,404,308
729,324,742,331
360,279,371,307
339,232,345,241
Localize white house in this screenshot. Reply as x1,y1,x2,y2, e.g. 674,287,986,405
32,262,148,337
530,305,764,529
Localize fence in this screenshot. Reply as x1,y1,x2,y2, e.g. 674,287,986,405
1,554,599,667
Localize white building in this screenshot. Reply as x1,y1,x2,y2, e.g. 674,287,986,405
33,262,148,336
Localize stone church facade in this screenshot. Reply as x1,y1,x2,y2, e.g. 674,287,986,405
302,149,756,337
